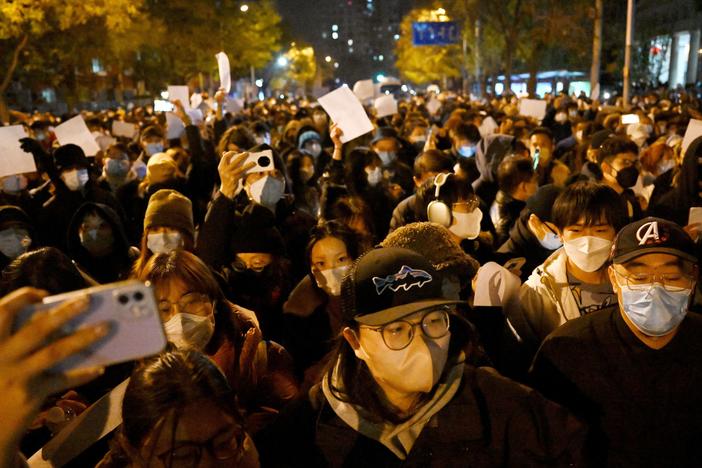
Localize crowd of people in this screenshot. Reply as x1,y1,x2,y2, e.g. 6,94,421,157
0,85,701,467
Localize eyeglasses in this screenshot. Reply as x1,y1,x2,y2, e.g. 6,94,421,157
452,197,480,213
158,292,213,317
362,308,451,351
232,258,269,273
613,269,694,292
156,427,244,468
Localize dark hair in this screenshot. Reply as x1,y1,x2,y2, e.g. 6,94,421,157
1,247,91,295
327,196,376,248
140,125,164,141
217,125,257,156
497,155,535,195
452,123,481,144
529,127,553,141
306,220,361,270
598,136,639,164
416,173,475,218
413,150,455,179
552,181,627,231
120,349,243,462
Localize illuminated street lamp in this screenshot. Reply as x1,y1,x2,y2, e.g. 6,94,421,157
240,4,249,12
276,56,289,67
325,56,332,63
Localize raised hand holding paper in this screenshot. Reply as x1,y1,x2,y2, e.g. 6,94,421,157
167,85,190,110
519,99,547,121
0,126,36,177
374,94,398,118
54,115,101,157
317,85,374,143
216,51,232,93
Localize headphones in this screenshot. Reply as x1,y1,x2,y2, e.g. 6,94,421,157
426,173,452,227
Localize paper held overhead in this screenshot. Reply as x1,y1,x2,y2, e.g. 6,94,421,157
111,121,138,139
165,112,185,140
426,97,441,116
317,85,374,144
53,115,101,157
518,99,547,121
0,126,36,177
167,85,190,110
190,93,203,110
374,94,398,118
216,51,232,93
352,79,375,101
681,119,702,155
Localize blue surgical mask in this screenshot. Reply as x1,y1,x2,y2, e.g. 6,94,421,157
145,143,164,156
538,232,562,250
457,145,476,158
105,159,130,178
619,284,691,336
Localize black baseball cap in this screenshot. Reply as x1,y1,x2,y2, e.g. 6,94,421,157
611,217,697,264
341,247,465,326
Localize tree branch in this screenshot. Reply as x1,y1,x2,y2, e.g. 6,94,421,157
0,34,29,96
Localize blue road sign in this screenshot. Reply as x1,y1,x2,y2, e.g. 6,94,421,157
412,21,460,46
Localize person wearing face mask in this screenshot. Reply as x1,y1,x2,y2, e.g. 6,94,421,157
512,182,627,356
283,221,361,378
597,136,644,222
97,143,133,193
286,150,320,217
490,155,538,247
137,250,298,434
256,247,586,466
0,206,34,270
37,144,125,251
531,218,702,467
496,184,564,282
137,125,166,162
297,126,330,182
369,127,414,195
66,203,137,284
131,189,195,277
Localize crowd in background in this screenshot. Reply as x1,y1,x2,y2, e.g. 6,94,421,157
0,85,701,467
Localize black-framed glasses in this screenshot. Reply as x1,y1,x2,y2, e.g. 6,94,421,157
362,307,451,351
156,427,244,468
158,292,213,317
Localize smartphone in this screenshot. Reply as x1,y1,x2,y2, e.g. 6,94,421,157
689,207,702,226
14,280,166,372
243,150,274,174
621,114,640,125
154,99,175,113
503,257,526,273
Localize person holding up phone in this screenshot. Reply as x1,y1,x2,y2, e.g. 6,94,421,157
0,288,109,467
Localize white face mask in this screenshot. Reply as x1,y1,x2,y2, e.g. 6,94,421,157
247,175,285,210
313,265,350,296
61,168,89,191
563,235,613,272
538,231,563,250
354,331,450,394
377,151,396,166
366,166,383,186
1,175,28,194
147,231,183,254
449,209,483,240
554,112,568,123
0,228,31,259
164,312,214,350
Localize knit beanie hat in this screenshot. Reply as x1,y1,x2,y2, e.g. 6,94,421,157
146,152,179,185
380,222,479,280
144,189,194,238
230,203,285,256
54,144,89,172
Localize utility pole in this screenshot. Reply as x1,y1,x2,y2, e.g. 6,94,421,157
590,0,602,99
623,0,635,107
474,17,482,97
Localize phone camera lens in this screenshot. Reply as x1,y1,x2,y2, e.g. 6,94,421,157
118,294,129,305
133,291,144,302
258,156,271,167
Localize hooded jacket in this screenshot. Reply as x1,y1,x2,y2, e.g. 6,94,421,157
66,202,137,284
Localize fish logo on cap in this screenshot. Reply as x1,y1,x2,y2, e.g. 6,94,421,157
372,265,433,295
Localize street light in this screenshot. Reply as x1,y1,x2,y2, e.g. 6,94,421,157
276,56,288,67
240,4,249,12
325,56,332,63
